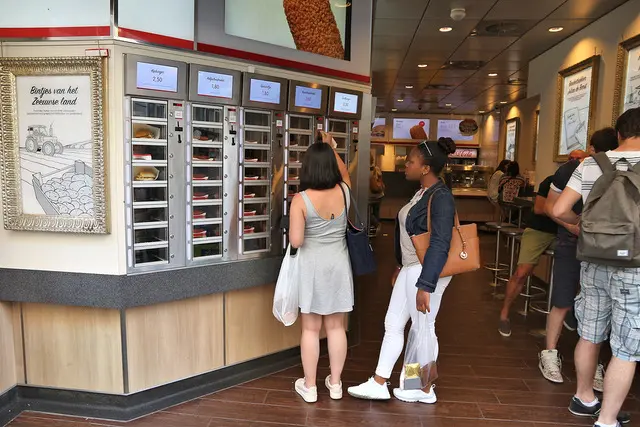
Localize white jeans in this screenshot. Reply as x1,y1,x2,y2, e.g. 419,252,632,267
375,264,451,379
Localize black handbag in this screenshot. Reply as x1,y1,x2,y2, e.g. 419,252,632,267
339,183,377,276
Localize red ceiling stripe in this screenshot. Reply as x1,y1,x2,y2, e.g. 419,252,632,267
197,42,371,84
118,27,194,50
0,26,111,38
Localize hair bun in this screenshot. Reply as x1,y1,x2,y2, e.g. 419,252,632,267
437,137,456,155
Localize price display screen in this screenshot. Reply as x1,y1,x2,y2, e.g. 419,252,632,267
197,71,234,99
333,91,358,114
249,78,281,104
136,62,178,93
294,86,322,109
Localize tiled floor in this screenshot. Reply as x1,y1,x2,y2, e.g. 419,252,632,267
8,226,640,426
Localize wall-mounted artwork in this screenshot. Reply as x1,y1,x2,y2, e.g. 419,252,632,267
553,55,600,162
505,117,519,161
613,34,640,125
533,110,540,164
0,57,108,233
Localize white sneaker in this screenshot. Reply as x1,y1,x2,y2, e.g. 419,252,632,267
539,349,564,384
295,378,317,403
347,377,391,400
325,375,343,400
393,385,437,404
593,363,605,393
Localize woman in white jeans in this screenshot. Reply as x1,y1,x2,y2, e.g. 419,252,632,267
348,138,457,404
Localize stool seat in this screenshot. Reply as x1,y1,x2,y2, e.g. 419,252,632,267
544,248,555,256
502,228,525,237
485,221,513,229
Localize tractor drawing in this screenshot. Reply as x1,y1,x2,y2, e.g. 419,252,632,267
25,124,64,156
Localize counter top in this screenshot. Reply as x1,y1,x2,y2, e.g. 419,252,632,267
0,256,283,309
452,188,488,197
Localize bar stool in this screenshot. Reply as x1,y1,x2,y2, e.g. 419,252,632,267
483,221,512,288
517,276,547,318
529,248,555,337
495,227,524,299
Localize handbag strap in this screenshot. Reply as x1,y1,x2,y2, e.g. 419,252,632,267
339,182,365,227
425,189,467,251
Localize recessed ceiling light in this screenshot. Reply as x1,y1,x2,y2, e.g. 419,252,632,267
405,85,414,89
488,72,498,77
397,99,404,102
418,64,428,68
548,26,564,33
439,26,453,33
445,103,452,107
500,101,508,104
479,110,485,113
391,108,398,112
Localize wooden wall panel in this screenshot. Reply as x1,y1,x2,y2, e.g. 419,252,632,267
0,302,19,393
125,294,224,393
22,303,123,393
225,284,301,365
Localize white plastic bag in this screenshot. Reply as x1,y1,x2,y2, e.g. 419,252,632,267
401,312,438,390
272,245,300,326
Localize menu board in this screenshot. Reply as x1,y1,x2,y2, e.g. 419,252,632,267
294,86,322,109
136,62,179,93
392,118,430,140
333,91,359,114
197,71,234,99
249,78,282,104
371,117,386,138
437,119,474,141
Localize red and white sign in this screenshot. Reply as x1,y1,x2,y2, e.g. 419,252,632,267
449,148,478,159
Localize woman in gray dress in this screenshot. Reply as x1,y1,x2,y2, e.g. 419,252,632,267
288,139,352,404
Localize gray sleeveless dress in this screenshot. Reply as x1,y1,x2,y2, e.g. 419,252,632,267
298,184,354,315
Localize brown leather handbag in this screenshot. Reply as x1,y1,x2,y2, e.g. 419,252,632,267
411,193,480,277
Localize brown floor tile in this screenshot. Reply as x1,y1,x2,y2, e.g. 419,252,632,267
195,400,308,425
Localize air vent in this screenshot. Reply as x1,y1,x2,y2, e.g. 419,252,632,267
441,60,485,71
423,84,454,90
476,20,536,37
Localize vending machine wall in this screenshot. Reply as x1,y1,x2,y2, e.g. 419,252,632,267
186,64,243,264
326,87,364,168
239,73,288,258
123,54,188,273
284,81,329,226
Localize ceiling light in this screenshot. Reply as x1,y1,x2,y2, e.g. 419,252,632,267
418,64,428,68
500,101,508,104
391,108,398,112
405,85,414,89
445,103,452,107
397,99,404,102
479,110,485,113
488,72,498,77
439,26,453,33
548,26,564,33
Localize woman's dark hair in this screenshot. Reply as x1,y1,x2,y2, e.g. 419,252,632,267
590,127,619,153
505,161,520,177
416,137,456,175
299,142,341,191
496,159,510,174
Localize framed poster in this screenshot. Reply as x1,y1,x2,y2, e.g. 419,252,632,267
533,110,540,165
612,34,640,125
505,117,519,161
0,57,108,233
553,55,600,162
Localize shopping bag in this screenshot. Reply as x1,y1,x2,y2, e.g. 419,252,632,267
272,244,300,326
401,312,438,390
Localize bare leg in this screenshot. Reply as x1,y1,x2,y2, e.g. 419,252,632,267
546,307,571,350
324,313,347,385
500,264,534,320
574,338,601,404
300,313,322,388
597,356,636,425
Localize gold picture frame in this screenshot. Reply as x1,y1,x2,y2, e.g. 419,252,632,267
532,110,540,165
612,33,640,126
553,55,600,162
0,57,109,233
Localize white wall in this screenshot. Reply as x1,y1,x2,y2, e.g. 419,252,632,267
528,0,640,182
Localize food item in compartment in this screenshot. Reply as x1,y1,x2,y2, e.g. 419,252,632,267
244,193,256,199
193,228,207,239
245,176,261,181
245,158,259,163
133,153,152,161
244,226,255,234
193,174,209,181
245,140,258,144
134,167,159,181
193,210,207,219
193,192,209,200
244,210,257,216
193,154,213,161
135,129,155,139
199,136,210,141
282,0,345,59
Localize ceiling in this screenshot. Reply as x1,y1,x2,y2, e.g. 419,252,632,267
371,0,631,114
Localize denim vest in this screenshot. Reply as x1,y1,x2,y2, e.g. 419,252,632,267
394,181,455,292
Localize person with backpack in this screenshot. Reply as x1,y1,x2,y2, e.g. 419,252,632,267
552,107,640,427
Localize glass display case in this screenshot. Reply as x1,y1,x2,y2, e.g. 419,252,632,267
327,118,350,165
443,165,493,191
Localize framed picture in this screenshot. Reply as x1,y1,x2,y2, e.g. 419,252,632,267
533,110,540,165
0,57,108,233
612,34,640,125
505,117,519,161
553,55,600,162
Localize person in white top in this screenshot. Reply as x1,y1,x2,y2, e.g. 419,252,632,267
552,107,640,427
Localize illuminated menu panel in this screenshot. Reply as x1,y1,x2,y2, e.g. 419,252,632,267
197,71,234,99
333,91,358,114
294,86,322,109
249,79,281,104
136,62,179,93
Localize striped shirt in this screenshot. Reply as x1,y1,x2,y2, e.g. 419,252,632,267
566,151,640,203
